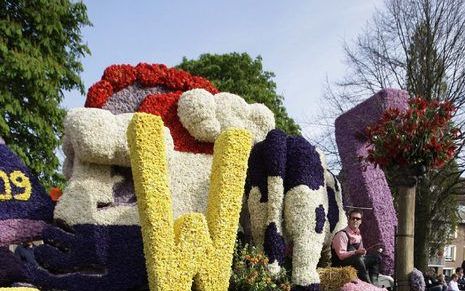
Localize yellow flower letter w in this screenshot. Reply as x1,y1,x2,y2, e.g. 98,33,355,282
127,113,252,291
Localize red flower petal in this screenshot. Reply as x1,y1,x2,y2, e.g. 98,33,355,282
135,63,167,87
138,92,214,154
85,80,113,108
102,64,137,91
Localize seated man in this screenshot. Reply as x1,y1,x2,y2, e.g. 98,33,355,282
331,209,381,284
424,268,446,291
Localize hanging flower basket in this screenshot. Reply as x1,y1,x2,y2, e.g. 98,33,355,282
364,97,460,182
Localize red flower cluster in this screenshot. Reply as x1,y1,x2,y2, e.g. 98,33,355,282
86,63,219,108
49,187,63,202
85,63,219,154
365,97,460,170
135,63,167,87
102,64,137,91
85,80,113,108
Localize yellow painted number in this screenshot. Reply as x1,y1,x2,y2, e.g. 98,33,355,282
0,170,12,201
10,171,32,201
0,170,32,201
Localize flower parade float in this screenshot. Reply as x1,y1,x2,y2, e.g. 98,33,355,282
0,63,399,290
24,64,275,291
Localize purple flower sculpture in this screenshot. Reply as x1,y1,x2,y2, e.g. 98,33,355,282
0,246,28,287
27,221,147,291
335,88,409,275
0,141,54,246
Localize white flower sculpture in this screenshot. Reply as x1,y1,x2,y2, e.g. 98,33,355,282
57,87,275,224
178,89,275,144
245,129,347,289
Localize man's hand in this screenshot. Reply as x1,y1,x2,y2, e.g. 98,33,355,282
355,248,367,256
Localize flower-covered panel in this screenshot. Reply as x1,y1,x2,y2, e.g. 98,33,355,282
22,62,274,290
335,88,408,274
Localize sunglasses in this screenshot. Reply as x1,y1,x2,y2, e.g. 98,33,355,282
350,217,362,221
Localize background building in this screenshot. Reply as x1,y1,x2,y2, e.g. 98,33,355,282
429,203,465,277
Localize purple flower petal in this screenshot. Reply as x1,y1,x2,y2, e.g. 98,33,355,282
263,222,286,265
29,224,147,291
315,205,326,234
285,136,324,192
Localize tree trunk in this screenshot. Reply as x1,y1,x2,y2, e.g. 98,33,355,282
414,195,430,272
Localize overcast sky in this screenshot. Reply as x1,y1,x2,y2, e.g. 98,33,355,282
63,0,383,135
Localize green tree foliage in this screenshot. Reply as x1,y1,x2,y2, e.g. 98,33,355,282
0,0,91,188
177,53,301,135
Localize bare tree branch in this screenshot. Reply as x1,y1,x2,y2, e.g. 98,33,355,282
305,0,465,271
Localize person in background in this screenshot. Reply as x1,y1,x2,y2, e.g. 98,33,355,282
438,274,448,291
331,208,381,285
424,268,446,291
14,241,37,265
449,274,460,291
455,267,465,290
